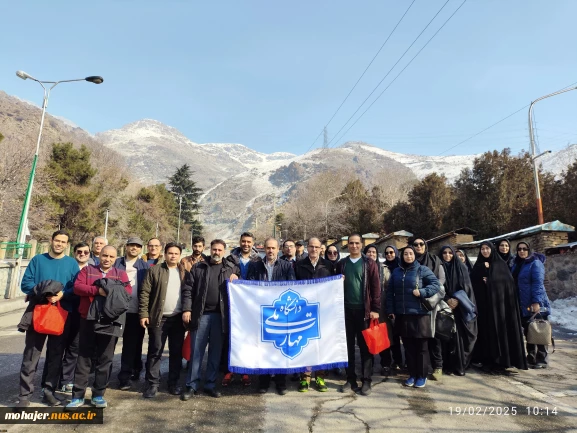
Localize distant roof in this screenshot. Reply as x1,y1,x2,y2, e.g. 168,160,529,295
373,230,414,244
427,227,477,244
362,233,380,239
458,221,575,248
545,241,577,254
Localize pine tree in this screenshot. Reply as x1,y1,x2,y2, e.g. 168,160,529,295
168,164,203,234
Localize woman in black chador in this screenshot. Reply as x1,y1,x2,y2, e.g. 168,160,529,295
471,241,527,373
438,246,478,376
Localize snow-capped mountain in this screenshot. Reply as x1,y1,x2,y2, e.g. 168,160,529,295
95,119,576,239
538,144,577,177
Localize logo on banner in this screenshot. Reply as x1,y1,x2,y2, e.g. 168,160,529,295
261,289,320,359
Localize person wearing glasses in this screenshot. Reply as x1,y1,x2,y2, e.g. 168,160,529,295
336,234,380,396
114,237,151,390
16,230,79,407
387,246,440,389
142,238,164,266
470,242,527,374
59,242,91,393
294,237,336,393
411,237,446,382
511,242,551,369
324,245,340,271
280,239,297,264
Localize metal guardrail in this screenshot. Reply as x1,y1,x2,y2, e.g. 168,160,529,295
0,242,32,260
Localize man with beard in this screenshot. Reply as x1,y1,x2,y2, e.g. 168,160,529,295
247,237,296,395
280,239,297,264
411,237,446,382
17,230,79,407
181,240,240,399
181,236,208,272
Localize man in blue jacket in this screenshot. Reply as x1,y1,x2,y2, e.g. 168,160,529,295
114,236,151,389
17,230,79,407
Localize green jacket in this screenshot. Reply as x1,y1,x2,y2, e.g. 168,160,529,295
139,262,186,327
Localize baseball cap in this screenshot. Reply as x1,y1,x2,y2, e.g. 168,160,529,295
126,237,144,247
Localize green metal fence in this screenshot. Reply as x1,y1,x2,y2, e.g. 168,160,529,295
0,242,33,259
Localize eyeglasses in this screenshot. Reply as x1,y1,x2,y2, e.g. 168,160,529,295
75,250,90,255
385,251,395,256
413,242,425,247
517,247,529,252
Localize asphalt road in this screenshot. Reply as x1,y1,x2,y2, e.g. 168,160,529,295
0,308,576,433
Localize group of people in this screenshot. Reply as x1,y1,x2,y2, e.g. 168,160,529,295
15,229,551,409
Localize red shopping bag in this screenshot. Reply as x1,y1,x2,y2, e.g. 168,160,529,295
33,302,68,336
362,319,391,355
182,332,191,361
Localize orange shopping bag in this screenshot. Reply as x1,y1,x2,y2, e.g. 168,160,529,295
182,332,191,361
362,319,391,355
33,302,68,336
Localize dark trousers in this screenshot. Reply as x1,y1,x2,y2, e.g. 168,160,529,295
72,319,118,399
220,332,230,373
522,317,549,365
19,327,67,398
145,314,185,387
59,310,81,386
118,313,145,382
405,337,429,379
344,307,373,383
186,312,223,391
258,374,287,390
428,337,443,370
380,334,403,367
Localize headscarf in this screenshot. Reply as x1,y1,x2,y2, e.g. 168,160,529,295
383,245,400,271
400,245,419,270
363,245,379,257
496,239,514,268
456,249,473,274
325,245,340,265
412,237,441,277
439,245,473,297
511,241,546,286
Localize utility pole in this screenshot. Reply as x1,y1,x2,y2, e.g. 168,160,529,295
303,223,307,241
272,195,277,238
177,195,183,243
104,209,109,240
155,222,159,238
528,85,577,224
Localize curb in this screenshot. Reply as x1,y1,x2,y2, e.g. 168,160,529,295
0,297,27,315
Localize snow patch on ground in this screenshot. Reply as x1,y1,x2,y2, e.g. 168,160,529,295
549,297,577,332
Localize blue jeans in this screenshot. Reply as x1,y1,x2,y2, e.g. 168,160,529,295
186,313,223,390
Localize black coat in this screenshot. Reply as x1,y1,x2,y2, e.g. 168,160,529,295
294,257,335,280
181,259,240,332
87,278,131,337
246,258,296,282
18,280,64,332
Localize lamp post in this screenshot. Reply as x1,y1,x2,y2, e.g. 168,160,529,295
528,86,577,224
104,209,110,240
325,194,344,238
175,192,195,243
8,71,103,299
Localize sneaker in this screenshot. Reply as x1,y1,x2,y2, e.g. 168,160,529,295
431,369,443,381
404,377,416,387
241,375,251,386
360,381,372,396
91,396,108,408
339,381,359,393
535,363,548,369
315,377,328,393
42,390,63,406
222,372,234,386
119,380,131,391
298,380,309,392
415,377,427,388
60,383,73,393
66,399,84,409
16,398,30,408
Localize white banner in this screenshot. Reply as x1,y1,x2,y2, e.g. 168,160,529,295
227,275,348,374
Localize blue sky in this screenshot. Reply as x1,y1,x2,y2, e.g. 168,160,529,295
2,0,576,157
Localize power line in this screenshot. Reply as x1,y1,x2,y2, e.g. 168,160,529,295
304,0,417,153
330,0,467,148
436,80,577,155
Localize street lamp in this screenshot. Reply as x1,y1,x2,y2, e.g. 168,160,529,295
325,194,344,238
528,85,577,224
175,192,196,243
8,71,103,298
